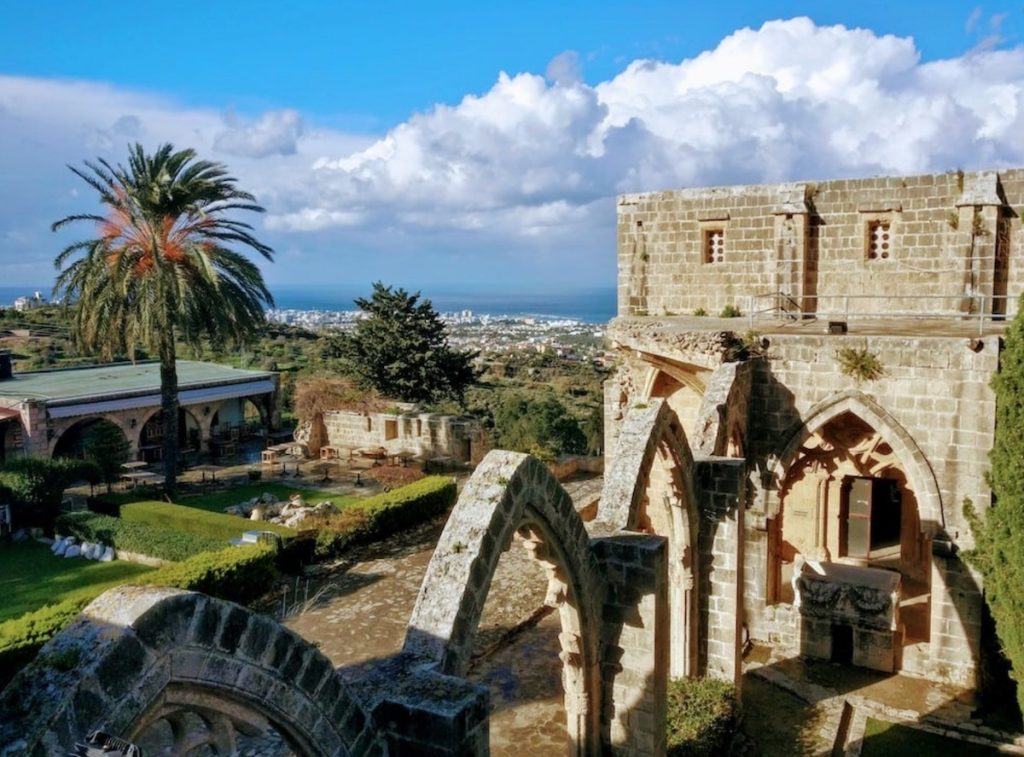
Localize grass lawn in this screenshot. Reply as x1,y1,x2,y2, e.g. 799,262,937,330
177,483,360,513
0,541,154,624
120,500,296,541
862,718,1000,756
97,483,360,515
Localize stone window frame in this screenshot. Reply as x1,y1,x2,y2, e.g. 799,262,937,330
699,218,729,264
860,209,899,263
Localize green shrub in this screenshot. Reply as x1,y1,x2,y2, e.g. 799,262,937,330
719,304,742,318
120,500,295,541
693,307,708,317
0,597,86,686
56,511,223,562
0,457,101,532
666,677,738,756
315,476,456,559
0,545,275,684
141,545,277,605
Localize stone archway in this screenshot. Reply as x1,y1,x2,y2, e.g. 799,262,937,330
0,586,377,756
404,451,604,756
599,398,699,679
768,390,943,534
50,416,130,460
766,391,945,658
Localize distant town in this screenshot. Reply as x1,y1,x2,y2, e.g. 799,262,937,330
266,307,609,361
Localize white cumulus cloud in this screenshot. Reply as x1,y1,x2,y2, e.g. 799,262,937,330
268,17,1024,239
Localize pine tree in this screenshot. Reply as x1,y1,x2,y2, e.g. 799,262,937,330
334,283,478,404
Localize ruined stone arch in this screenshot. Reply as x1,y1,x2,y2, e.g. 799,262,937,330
768,389,944,535
0,586,377,756
598,398,699,678
404,451,604,755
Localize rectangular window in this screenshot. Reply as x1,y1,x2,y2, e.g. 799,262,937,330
866,220,892,260
704,229,725,263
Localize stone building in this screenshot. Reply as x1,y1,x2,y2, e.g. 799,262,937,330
298,402,488,465
604,168,1024,688
0,355,278,463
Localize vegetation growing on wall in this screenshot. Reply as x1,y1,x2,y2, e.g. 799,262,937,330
835,345,885,382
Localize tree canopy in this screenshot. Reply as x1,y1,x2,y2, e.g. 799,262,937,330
52,143,274,494
491,392,587,461
968,297,1024,715
332,283,478,404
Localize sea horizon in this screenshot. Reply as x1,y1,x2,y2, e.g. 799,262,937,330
0,284,618,325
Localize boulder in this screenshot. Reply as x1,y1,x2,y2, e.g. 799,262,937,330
51,537,65,554
250,505,266,522
99,546,115,562
261,492,278,504
64,545,81,558
54,539,68,557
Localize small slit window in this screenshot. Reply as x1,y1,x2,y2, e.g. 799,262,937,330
704,229,725,264
867,220,891,260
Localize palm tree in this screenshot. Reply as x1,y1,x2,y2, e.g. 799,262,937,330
53,143,274,496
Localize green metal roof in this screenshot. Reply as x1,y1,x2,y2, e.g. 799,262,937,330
0,360,273,402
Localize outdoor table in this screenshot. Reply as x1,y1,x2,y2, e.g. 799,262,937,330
312,461,337,483
261,448,280,465
121,471,162,489
192,464,225,483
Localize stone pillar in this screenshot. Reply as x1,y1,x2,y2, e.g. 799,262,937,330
694,457,746,689
956,171,1004,317
927,549,982,687
370,660,490,755
772,184,810,315
592,532,668,757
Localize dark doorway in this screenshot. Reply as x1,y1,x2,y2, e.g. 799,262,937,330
841,476,902,559
831,624,853,664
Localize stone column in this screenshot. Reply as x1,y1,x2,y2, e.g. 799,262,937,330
956,171,1005,317
592,531,668,757
772,184,811,316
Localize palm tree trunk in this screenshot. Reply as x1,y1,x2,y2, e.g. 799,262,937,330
159,332,179,498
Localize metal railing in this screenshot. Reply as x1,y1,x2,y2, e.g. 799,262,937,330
745,292,1015,336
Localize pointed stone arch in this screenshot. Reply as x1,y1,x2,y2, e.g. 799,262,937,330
404,451,604,755
768,389,944,535
0,586,377,756
598,398,700,678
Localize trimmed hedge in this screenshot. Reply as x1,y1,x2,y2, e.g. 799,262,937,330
666,676,738,756
314,475,457,559
56,511,223,563
0,545,276,686
120,500,296,541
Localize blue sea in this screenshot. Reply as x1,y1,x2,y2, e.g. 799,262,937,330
0,284,618,325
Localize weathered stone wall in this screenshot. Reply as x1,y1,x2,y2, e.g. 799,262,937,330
693,457,746,687
322,409,488,464
618,169,1024,319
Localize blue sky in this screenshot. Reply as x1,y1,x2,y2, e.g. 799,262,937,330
1,2,1022,291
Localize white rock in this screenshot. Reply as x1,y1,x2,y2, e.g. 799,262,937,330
64,545,81,558
99,546,115,562
54,540,68,557
51,537,65,554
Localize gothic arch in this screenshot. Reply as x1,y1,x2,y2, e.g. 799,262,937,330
404,451,603,755
768,389,944,534
598,398,699,678
0,586,376,756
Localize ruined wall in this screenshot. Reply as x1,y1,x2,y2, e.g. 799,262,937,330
618,169,1024,319
322,409,488,464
